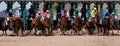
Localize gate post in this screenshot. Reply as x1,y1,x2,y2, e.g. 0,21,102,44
99,1,104,19
86,2,91,19
5,1,14,9
112,2,117,16
61,2,67,11
32,1,41,14
49,2,54,31
5,1,15,14
19,1,28,30
74,2,79,17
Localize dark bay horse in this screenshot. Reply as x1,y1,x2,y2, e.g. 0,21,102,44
73,16,82,35
29,17,43,35
102,14,115,35
43,17,51,35
59,16,69,35
1,18,13,35
84,11,100,35
13,18,24,36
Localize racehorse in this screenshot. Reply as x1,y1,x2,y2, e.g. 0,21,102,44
43,17,51,36
29,17,43,35
1,18,13,36
73,16,82,35
60,16,69,35
84,11,100,35
102,14,115,36
13,18,24,36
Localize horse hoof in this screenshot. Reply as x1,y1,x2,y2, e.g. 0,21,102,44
45,34,48,36
34,34,37,36
1,34,4,36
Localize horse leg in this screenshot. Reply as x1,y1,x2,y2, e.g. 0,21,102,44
2,29,4,35
103,27,106,36
44,28,48,36
34,27,37,35
62,27,65,35
41,27,45,35
5,29,7,36
108,28,110,36
77,27,80,35
71,27,75,35
28,27,32,35
112,29,114,36
110,26,114,36
100,26,103,33
16,27,19,36
21,28,24,36
48,28,51,35
74,27,77,35
62,27,64,34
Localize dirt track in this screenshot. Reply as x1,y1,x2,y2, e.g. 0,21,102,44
0,30,120,46
0,36,120,46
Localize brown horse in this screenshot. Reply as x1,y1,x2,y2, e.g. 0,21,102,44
1,18,13,35
59,16,69,35
13,18,24,36
84,11,100,35
102,14,115,35
43,17,51,35
73,16,82,35
29,17,43,35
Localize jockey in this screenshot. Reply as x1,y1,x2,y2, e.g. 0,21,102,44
5,9,13,25
35,11,42,18
102,8,110,19
15,8,21,19
73,8,78,19
8,9,13,17
91,7,97,19
31,11,42,25
12,14,16,20
43,10,50,19
88,6,97,22
62,10,67,17
99,8,111,25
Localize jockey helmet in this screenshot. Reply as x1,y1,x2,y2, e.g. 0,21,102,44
92,15,95,18
9,9,12,12
38,11,41,15
46,10,49,14
18,8,21,11
115,15,118,19
93,8,97,11
46,10,49,12
112,12,115,15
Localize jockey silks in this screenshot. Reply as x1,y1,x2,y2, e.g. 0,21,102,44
15,10,22,18
91,8,97,18
35,11,42,18
6,17,9,25
43,10,50,19
28,8,35,18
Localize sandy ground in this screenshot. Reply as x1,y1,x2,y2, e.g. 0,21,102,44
0,30,120,46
